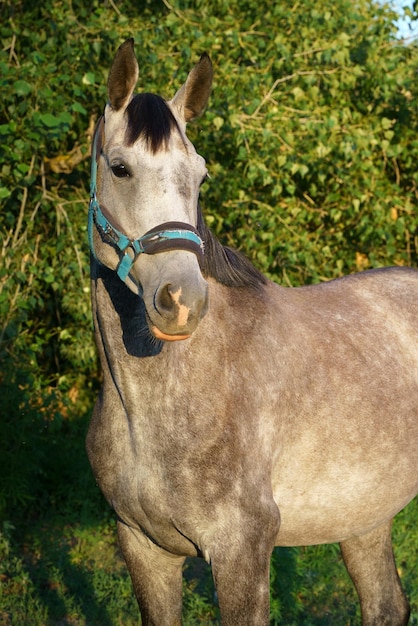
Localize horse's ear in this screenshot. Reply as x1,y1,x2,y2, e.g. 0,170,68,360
170,53,213,123
108,38,139,111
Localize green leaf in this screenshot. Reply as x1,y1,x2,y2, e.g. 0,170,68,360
82,72,96,86
39,113,61,128
16,163,30,175
71,102,87,115
14,80,32,96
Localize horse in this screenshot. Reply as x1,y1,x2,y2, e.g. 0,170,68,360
86,38,418,625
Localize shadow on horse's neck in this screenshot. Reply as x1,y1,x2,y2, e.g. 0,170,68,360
93,262,164,358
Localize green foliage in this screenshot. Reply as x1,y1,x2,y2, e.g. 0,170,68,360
0,499,416,624
0,0,417,623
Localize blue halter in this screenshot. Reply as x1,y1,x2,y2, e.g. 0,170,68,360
88,116,205,284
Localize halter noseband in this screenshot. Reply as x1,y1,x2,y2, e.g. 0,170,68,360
88,115,205,284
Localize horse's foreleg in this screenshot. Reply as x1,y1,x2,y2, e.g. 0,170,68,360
340,520,410,626
211,544,273,625
210,505,279,626
117,520,185,626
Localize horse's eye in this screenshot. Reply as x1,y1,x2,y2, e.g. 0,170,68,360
111,164,130,178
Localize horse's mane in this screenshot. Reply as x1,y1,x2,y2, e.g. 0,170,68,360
197,207,267,289
125,93,267,290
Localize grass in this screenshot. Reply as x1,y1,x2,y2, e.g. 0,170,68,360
1,493,416,625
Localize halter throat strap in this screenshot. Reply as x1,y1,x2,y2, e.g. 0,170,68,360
88,115,205,284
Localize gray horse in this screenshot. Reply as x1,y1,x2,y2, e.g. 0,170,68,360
87,39,418,625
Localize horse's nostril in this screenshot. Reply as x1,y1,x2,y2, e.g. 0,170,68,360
154,282,205,330
150,272,208,334
158,284,174,313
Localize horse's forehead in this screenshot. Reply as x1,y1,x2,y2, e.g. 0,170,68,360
103,104,200,169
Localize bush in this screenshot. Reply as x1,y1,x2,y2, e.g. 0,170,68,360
0,0,417,623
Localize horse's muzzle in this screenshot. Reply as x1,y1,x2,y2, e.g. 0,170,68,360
151,282,209,340
142,257,209,341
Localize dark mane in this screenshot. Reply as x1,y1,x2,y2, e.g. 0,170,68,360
125,93,179,152
197,205,267,290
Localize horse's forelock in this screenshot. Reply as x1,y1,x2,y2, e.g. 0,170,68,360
125,93,179,153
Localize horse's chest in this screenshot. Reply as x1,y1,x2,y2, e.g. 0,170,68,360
104,442,224,556
91,388,269,554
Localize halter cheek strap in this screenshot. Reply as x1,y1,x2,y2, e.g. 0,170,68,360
88,115,205,284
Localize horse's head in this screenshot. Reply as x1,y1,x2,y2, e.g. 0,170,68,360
89,39,213,341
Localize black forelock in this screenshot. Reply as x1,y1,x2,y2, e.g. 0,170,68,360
124,93,179,153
